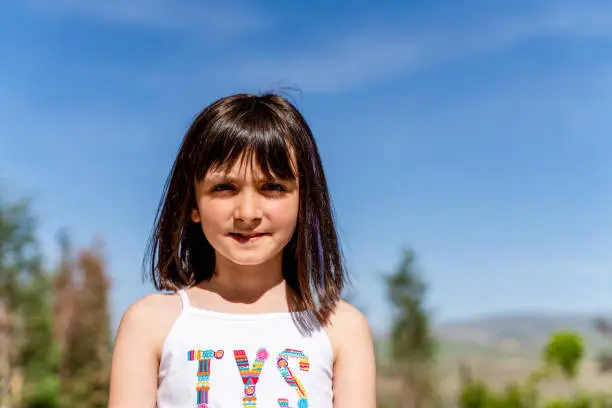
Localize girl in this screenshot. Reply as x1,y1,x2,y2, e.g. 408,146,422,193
108,93,376,408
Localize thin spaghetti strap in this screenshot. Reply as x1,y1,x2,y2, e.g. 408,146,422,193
177,289,191,310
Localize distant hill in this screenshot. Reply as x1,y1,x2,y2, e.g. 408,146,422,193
436,312,612,359
376,312,612,360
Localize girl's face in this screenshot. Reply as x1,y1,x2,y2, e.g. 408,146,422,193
192,156,299,268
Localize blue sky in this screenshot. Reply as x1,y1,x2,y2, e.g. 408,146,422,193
2,0,612,335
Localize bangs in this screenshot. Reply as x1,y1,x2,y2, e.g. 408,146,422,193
191,105,299,182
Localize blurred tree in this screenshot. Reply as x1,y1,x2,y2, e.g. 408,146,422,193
0,191,113,408
61,244,111,408
384,248,437,408
458,378,490,408
17,269,60,408
52,230,77,392
0,196,54,408
542,330,584,380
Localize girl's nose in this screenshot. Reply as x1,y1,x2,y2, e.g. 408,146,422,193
234,190,262,222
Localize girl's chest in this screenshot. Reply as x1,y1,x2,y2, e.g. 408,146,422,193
158,334,333,408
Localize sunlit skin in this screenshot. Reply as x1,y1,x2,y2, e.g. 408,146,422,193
190,157,299,300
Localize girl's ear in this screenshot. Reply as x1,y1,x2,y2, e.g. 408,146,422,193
191,208,201,223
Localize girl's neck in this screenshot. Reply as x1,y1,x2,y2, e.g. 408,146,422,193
199,252,286,305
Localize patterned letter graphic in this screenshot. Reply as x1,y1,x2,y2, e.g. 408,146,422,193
276,349,309,408
187,349,225,408
234,348,269,407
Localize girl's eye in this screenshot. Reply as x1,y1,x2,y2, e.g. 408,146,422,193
262,183,287,192
212,184,234,192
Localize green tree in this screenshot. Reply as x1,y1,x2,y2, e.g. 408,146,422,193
0,195,58,408
385,248,437,408
17,272,60,408
543,330,584,380
458,378,491,408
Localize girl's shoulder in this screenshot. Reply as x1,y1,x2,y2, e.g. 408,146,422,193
115,292,183,356
326,299,370,332
120,292,182,326
324,300,373,360
109,293,184,405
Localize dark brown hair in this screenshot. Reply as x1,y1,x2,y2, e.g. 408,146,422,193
144,93,345,325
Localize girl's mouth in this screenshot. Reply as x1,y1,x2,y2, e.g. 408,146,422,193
229,232,268,243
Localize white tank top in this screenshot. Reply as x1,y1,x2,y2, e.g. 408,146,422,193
156,289,334,408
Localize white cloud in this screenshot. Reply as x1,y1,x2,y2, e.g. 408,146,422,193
224,3,612,93
225,28,424,93
11,1,612,94
19,0,268,36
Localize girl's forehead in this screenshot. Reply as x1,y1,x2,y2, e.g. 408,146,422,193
211,154,261,174
206,164,265,179
205,161,288,181
205,150,298,181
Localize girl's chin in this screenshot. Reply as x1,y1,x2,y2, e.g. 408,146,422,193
216,248,282,267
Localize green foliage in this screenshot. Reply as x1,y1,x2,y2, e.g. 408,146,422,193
18,271,61,408
543,331,584,379
385,248,437,408
385,249,436,363
23,374,60,408
1,196,60,407
456,330,602,408
0,198,43,308
545,399,570,408
459,379,491,408
459,379,535,408
497,382,532,408
544,394,611,408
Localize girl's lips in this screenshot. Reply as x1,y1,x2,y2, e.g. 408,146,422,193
229,232,268,243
